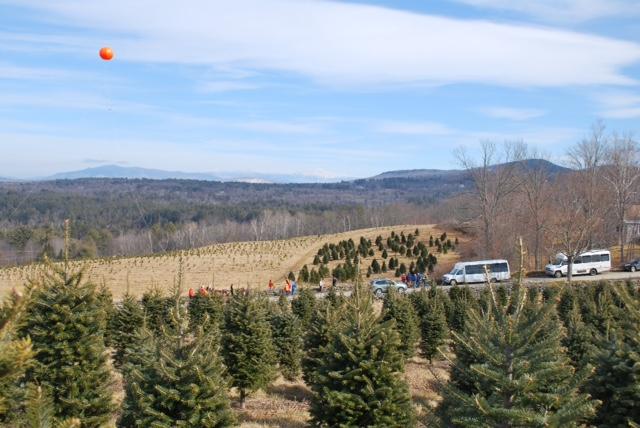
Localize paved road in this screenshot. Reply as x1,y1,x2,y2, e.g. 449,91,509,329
299,270,640,300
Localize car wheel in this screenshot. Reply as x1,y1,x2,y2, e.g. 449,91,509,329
375,289,384,298
449,280,457,286
489,278,497,283
632,266,637,272
397,287,406,294
589,268,597,276
554,271,562,278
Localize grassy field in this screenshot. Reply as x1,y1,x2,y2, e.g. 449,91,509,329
0,225,465,299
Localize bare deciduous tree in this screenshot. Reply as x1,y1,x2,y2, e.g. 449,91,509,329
603,134,640,263
567,122,609,248
519,147,553,270
549,174,602,282
455,141,526,257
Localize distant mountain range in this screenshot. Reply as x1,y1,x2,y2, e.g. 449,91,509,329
0,159,570,184
38,165,349,184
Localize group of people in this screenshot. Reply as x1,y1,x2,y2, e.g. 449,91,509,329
400,272,427,288
268,278,298,296
187,286,211,298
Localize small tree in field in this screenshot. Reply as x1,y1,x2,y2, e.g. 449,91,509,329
308,284,414,427
222,292,276,408
382,289,419,359
110,292,145,368
21,264,116,426
439,285,596,427
270,304,304,381
120,292,233,427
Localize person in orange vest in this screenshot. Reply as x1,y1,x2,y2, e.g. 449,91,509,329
199,286,208,297
268,279,274,293
284,279,292,295
188,287,195,298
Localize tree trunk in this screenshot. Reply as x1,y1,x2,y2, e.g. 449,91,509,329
240,389,246,409
567,255,573,283
620,220,625,264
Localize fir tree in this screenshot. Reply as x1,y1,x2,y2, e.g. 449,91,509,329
0,289,35,422
292,287,316,330
21,264,116,426
96,282,115,347
308,284,414,427
270,305,304,381
382,289,419,359
141,285,171,336
588,284,640,427
371,258,381,274
222,292,276,408
439,286,597,427
120,294,234,427
110,292,145,368
419,295,447,363
188,292,224,332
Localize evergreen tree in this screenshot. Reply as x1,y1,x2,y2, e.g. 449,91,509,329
419,296,447,363
291,288,316,330
22,384,81,428
21,264,116,426
96,283,115,347
141,285,171,336
120,295,234,427
222,292,276,408
110,292,145,368
588,284,640,427
287,271,296,281
308,285,414,427
270,305,304,381
382,289,419,359
0,289,35,422
439,286,596,427
381,249,388,259
381,261,388,273
188,293,224,332
371,258,381,274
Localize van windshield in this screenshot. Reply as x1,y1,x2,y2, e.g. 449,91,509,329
554,256,567,266
449,268,462,275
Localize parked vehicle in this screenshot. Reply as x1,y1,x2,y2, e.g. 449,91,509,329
369,278,408,298
544,249,611,278
442,259,510,286
624,259,640,272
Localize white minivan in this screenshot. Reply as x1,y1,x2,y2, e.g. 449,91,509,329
544,249,611,278
442,259,510,286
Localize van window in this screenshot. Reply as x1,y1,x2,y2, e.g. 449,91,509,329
601,253,610,262
574,257,582,264
491,262,508,273
582,255,592,263
592,254,601,262
465,264,484,275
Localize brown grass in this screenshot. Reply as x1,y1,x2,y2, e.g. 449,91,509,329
230,357,449,428
0,225,468,299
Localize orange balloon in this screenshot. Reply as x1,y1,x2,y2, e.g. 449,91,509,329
99,47,114,61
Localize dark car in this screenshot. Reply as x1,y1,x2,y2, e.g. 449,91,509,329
624,259,640,272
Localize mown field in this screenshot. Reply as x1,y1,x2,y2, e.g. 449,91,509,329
0,224,466,299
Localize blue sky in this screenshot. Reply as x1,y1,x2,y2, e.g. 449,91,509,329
1,0,640,179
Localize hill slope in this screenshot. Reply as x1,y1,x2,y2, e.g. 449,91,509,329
0,225,463,298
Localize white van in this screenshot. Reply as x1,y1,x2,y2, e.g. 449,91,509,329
442,259,510,286
544,249,611,278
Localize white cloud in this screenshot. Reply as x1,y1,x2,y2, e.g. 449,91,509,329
199,80,261,93
478,106,546,121
376,121,454,136
10,0,640,88
595,91,640,118
453,0,640,23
